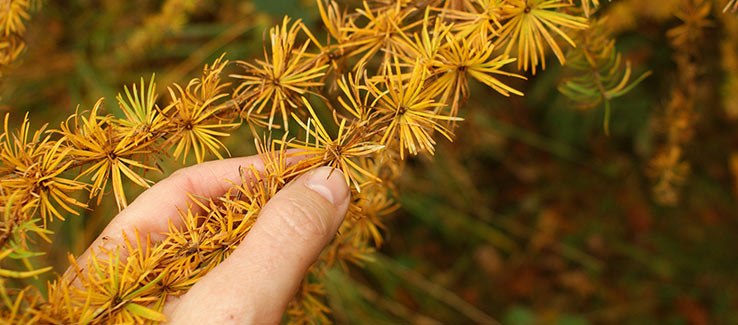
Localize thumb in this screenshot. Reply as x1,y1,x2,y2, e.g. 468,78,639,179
167,166,350,324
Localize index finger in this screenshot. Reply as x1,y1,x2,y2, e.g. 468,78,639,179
71,154,272,272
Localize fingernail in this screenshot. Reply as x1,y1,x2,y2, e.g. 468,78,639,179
305,167,349,205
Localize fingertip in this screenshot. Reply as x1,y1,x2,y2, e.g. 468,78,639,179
304,166,350,206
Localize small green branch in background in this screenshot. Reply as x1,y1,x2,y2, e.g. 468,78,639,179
558,17,651,135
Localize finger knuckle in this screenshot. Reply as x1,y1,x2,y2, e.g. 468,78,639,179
165,165,200,193
273,196,331,243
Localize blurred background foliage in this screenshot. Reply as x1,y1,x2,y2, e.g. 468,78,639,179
3,0,738,324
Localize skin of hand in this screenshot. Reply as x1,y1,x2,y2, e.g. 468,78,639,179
67,155,350,324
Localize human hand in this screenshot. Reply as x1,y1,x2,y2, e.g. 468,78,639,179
68,155,350,324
